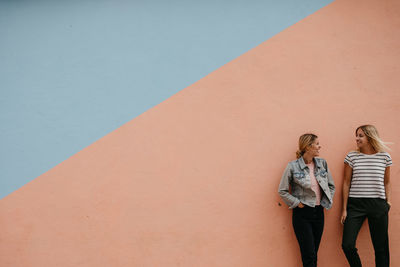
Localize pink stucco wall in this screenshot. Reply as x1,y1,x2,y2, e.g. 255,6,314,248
0,0,399,266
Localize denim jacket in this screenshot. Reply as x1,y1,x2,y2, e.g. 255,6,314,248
278,157,335,209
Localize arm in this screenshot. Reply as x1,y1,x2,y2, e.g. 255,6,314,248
384,166,391,207
323,160,336,198
341,163,352,224
278,164,301,209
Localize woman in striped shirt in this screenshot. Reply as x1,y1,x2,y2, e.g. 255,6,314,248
341,125,392,267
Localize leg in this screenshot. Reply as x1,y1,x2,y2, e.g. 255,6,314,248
311,206,324,265
293,207,317,267
342,200,366,267
367,200,390,267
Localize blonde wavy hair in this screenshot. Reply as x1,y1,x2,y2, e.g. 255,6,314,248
356,125,391,152
296,133,318,159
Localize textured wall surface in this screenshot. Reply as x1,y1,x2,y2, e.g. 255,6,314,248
0,0,332,199
0,0,399,266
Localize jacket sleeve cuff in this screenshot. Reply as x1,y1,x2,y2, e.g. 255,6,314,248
289,199,300,209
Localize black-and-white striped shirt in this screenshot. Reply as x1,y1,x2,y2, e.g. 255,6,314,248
344,151,392,199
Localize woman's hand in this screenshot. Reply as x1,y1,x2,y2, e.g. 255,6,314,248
341,210,347,225
298,203,305,208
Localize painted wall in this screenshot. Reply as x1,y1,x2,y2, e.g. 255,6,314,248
0,0,399,266
0,0,332,199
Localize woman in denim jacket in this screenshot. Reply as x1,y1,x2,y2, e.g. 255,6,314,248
278,133,335,267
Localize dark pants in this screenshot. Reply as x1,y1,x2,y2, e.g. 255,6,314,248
342,198,390,267
292,205,324,267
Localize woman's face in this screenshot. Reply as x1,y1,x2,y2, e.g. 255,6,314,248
307,138,321,157
356,128,369,149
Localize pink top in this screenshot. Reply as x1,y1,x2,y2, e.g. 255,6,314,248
307,162,321,206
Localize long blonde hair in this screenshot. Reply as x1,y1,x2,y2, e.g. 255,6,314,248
356,125,390,152
296,133,318,159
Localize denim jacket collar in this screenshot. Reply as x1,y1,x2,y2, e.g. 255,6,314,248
298,157,322,170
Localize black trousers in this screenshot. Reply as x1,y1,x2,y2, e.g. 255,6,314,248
292,205,324,267
342,198,390,267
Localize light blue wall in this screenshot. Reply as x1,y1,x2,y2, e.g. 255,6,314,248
0,0,333,199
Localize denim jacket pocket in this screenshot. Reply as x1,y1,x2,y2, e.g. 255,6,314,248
293,172,307,188
319,170,327,177
293,172,305,179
